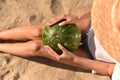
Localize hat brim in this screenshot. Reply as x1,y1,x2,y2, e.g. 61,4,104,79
92,0,120,62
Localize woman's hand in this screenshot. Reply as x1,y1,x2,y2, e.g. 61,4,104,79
44,44,76,65
47,14,79,26
47,10,91,27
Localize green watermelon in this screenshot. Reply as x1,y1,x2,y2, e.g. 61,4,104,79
42,23,81,54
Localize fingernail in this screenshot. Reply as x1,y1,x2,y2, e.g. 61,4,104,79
58,44,62,47
59,23,62,26
44,46,49,48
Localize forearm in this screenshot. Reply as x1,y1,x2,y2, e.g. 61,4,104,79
70,56,115,76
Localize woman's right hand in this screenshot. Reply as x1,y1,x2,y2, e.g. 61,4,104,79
46,14,79,26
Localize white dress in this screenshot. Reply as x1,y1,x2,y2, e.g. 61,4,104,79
87,27,120,80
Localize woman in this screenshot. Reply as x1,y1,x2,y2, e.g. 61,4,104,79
44,0,120,80
0,0,119,80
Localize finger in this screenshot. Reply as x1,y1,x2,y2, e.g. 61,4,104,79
59,17,73,26
47,15,66,25
59,21,71,26
58,44,68,53
44,46,60,59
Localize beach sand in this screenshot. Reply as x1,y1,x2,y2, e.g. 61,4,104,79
0,0,110,80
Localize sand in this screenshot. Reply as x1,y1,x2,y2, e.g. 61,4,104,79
0,0,111,80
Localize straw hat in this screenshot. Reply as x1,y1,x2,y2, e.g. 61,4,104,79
92,0,120,62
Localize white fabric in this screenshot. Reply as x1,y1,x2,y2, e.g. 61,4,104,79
112,64,120,80
94,36,118,63
87,27,120,80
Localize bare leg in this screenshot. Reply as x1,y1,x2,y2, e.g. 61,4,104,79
0,26,44,41
0,40,43,57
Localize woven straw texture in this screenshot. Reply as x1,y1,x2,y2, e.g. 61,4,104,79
92,0,120,62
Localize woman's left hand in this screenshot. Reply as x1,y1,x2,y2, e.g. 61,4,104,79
44,44,76,65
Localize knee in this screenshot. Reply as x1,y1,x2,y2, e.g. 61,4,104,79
31,28,42,39
28,41,42,56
